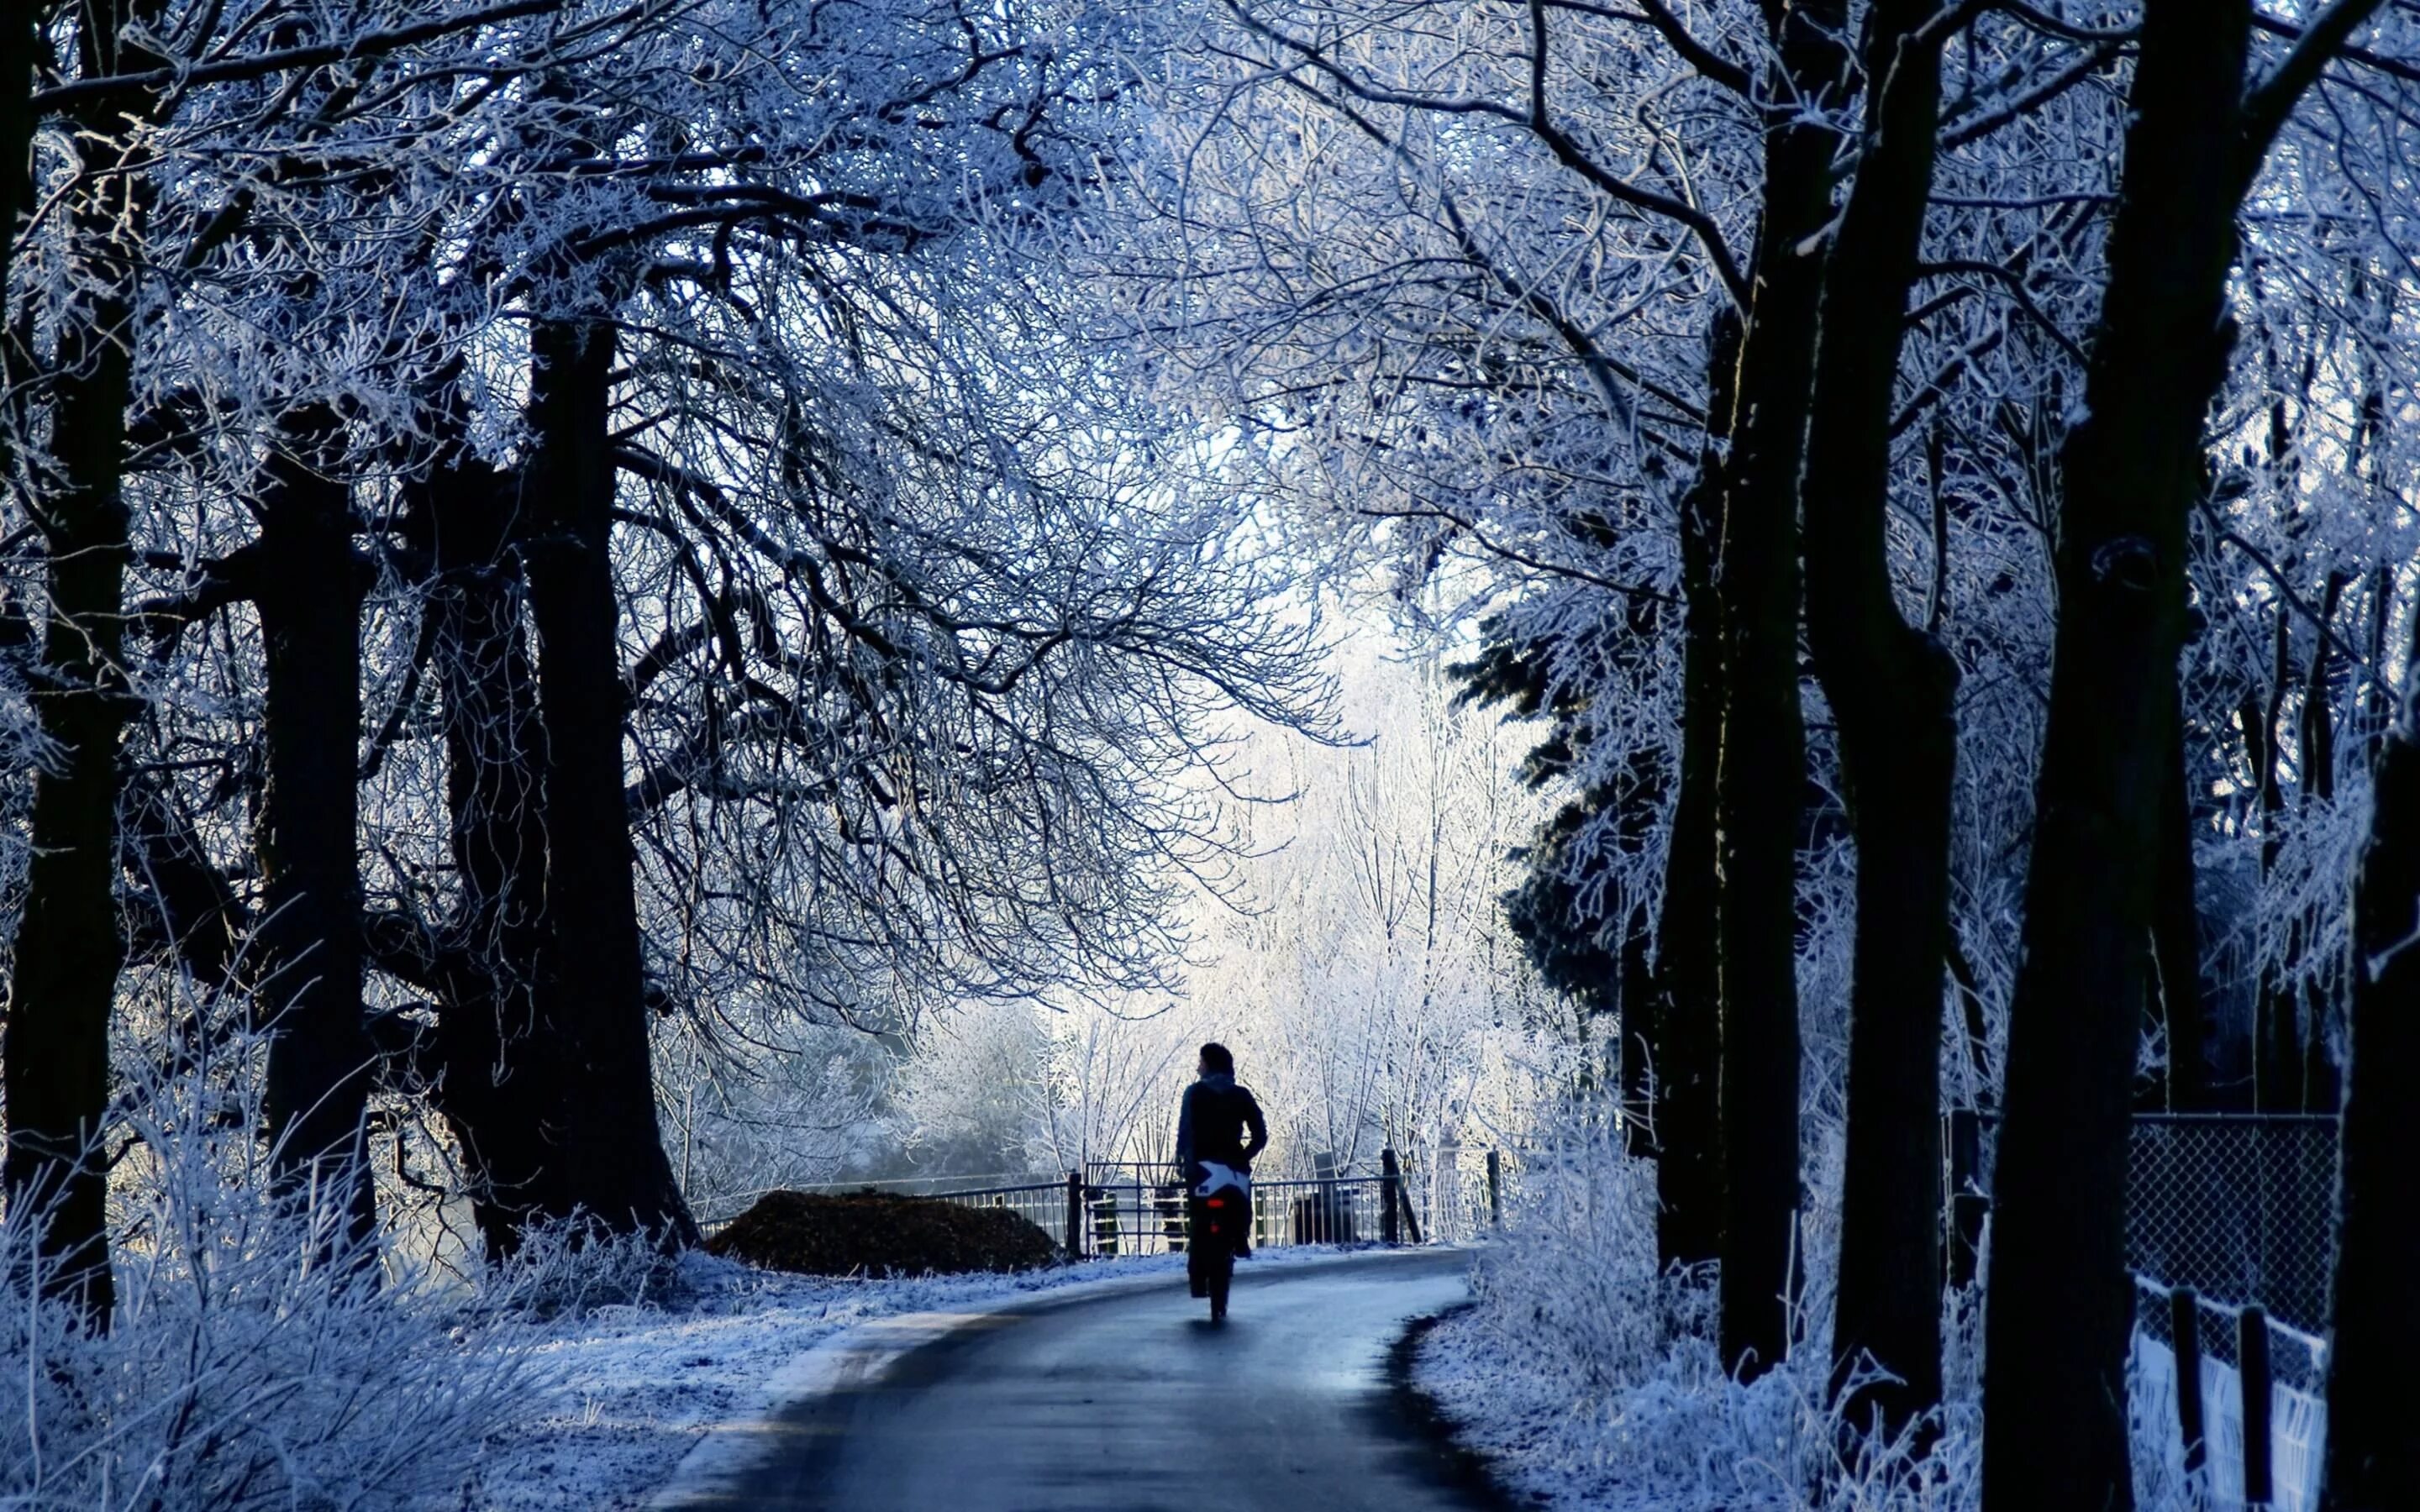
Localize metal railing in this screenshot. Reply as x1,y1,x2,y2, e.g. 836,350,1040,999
926,1179,1081,1254
1073,1156,1422,1257
758,1146,1457,1263
1427,1145,1519,1242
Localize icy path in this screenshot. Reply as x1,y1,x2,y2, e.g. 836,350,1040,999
662,1247,1491,1511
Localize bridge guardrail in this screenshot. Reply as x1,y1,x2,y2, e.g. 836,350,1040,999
1073,1157,1423,1257
731,1146,1455,1261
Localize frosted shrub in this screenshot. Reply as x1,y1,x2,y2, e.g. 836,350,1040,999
0,1021,539,1511
476,1217,688,1320
1423,1100,1986,1511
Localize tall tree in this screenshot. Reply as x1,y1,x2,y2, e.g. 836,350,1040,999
514,315,697,1242
2321,597,2420,1511
1982,3,2386,1504
2,0,160,1325
1713,0,1849,1379
251,409,376,1247
1799,0,1955,1440
1654,311,1740,1275
374,432,559,1259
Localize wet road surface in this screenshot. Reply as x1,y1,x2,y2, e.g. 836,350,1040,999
677,1247,1491,1511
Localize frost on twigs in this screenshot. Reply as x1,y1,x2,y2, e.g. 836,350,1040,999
476,1217,692,1321
0,1003,539,1512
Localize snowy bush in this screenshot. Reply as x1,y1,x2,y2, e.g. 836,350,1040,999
0,1016,540,1511
1422,1100,1987,1512
1423,1092,2250,1511
476,1219,690,1320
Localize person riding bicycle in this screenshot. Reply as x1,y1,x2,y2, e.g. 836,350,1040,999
1174,1042,1267,1306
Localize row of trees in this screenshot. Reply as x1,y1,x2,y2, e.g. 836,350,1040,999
9,3,2419,1504
0,0,1327,1330
1121,1,2419,1506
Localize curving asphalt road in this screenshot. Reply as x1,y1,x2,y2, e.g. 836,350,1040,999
675,1247,1497,1512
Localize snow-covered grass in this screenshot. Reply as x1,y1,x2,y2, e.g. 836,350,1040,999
469,1241,1381,1510
1413,1106,2225,1512
0,1024,537,1512
0,991,1389,1511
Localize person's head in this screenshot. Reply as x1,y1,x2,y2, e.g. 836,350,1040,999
1198,1042,1234,1079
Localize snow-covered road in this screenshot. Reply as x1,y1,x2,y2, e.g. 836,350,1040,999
666,1247,1492,1511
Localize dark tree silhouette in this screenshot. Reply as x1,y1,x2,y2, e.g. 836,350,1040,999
1799,0,1957,1442
1982,3,2385,1505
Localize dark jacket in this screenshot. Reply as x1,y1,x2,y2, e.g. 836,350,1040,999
1174,1073,1268,1179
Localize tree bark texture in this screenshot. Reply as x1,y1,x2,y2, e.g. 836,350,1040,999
1800,0,1954,1439
253,407,376,1247
1713,0,1847,1378
1981,5,2253,1506
2320,624,2420,1511
1653,312,1739,1276
518,319,697,1243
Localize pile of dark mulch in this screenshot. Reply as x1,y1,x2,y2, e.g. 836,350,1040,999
705,1189,1060,1277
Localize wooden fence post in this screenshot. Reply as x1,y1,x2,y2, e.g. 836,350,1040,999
2171,1286,2205,1481
1065,1169,1084,1262
2239,1305,2272,1506
1381,1147,1402,1246
1485,1149,1503,1231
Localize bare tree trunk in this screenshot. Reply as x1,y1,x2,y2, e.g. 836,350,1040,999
1981,4,2281,1503
412,449,556,1259
2320,614,2420,1511
1713,0,1847,1378
3,321,133,1324
1,20,151,1315
253,407,376,1248
2254,611,2305,1109
1800,0,1953,1440
1653,313,1739,1276
518,318,696,1242
2299,573,2348,1112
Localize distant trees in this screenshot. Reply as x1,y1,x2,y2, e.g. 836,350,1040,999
884,643,1560,1191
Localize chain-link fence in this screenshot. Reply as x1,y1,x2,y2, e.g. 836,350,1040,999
1960,1112,2338,1332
